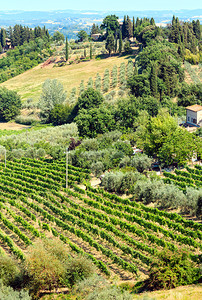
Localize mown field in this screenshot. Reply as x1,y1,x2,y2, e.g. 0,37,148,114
0,157,201,283
0,54,135,103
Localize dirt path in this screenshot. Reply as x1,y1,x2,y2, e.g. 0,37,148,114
0,122,30,130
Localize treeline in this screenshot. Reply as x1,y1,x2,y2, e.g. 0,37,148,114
0,25,52,83
0,25,50,50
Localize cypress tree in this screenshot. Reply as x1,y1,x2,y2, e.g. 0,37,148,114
118,30,123,54
0,29,6,49
115,36,118,53
125,16,133,39
65,37,69,61
150,62,158,98
90,43,92,59
194,20,201,40
0,43,2,53
84,48,86,58
133,17,135,37
122,16,126,39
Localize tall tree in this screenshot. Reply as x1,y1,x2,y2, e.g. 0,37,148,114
0,28,6,49
133,17,135,38
90,43,92,59
122,16,127,39
65,37,69,61
125,16,133,39
101,15,119,38
118,30,123,54
150,61,158,98
106,33,115,56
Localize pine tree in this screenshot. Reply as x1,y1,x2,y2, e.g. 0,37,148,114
65,37,69,61
118,30,123,54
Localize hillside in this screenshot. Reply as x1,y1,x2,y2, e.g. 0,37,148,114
0,54,135,103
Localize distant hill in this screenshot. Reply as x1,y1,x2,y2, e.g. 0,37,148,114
0,9,201,39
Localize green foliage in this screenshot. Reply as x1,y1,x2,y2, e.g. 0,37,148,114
39,79,67,123
131,154,152,173
0,87,21,121
0,280,31,300
87,285,133,300
0,255,21,286
77,88,104,110
23,238,70,297
0,37,52,84
101,15,119,37
106,33,115,56
77,30,88,42
65,254,96,287
124,41,132,53
75,106,115,138
147,249,200,290
53,31,65,42
49,104,72,125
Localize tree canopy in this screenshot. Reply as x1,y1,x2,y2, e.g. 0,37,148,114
0,87,21,121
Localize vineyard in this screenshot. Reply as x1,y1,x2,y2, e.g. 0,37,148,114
163,165,202,190
0,158,201,280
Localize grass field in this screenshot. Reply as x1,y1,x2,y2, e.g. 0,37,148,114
0,54,135,103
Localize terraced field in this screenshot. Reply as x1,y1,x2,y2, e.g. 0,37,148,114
0,158,201,281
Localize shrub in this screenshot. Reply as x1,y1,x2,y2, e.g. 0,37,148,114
78,88,104,110
147,249,200,290
0,87,21,121
157,184,186,209
0,280,31,300
131,154,152,173
0,255,20,286
87,285,133,300
23,238,70,297
15,115,39,125
91,161,104,177
73,274,108,298
65,254,96,287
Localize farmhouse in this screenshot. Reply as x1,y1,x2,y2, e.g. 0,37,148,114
186,104,202,127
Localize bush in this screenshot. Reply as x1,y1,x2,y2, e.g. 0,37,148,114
0,255,20,286
147,249,200,290
0,280,31,300
73,274,108,298
23,238,70,297
87,285,133,300
131,154,152,173
65,254,96,287
0,87,21,121
78,88,104,110
15,115,39,125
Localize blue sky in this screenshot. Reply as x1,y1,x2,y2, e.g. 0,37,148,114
1,0,202,11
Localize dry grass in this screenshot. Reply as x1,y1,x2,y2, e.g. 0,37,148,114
134,284,202,300
0,122,30,130
0,54,134,103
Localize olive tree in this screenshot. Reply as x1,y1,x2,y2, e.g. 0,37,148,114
39,79,67,123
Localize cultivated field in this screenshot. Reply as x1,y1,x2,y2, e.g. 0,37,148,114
0,54,135,103
0,158,201,283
